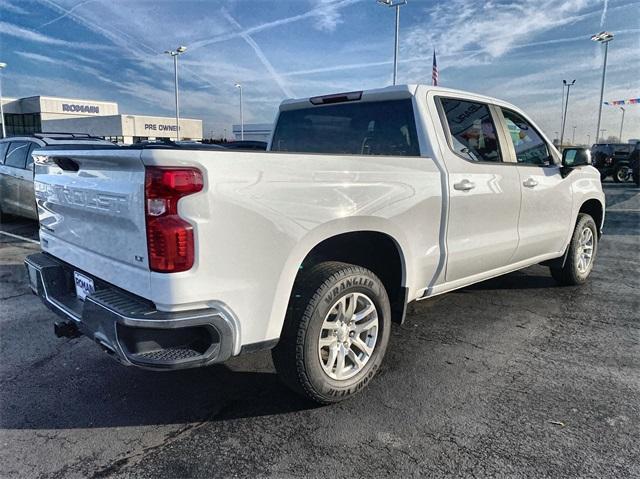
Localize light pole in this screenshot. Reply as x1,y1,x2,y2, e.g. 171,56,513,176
591,31,614,147
560,79,575,148
0,62,6,138
587,134,591,145
164,45,187,141
377,0,407,86
618,107,625,142
600,129,607,142
572,126,577,145
235,83,244,140
560,82,566,136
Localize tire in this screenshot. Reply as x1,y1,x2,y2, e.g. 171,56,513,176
550,213,598,286
613,165,630,183
272,261,392,404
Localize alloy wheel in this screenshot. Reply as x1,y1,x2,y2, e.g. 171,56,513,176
317,292,379,380
576,227,594,273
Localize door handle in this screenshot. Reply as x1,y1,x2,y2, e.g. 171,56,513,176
523,178,538,188
453,179,476,191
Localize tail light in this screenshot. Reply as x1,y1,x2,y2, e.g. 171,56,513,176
145,167,203,273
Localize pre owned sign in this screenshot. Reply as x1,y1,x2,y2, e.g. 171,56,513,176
144,124,179,131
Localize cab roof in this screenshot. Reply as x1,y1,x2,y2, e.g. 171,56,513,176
278,84,518,112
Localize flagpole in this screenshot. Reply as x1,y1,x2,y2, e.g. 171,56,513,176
432,49,438,86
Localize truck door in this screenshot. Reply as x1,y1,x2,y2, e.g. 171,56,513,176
496,107,572,261
435,96,521,283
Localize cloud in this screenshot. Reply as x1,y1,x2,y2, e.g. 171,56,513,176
404,0,593,59
312,0,349,32
281,28,640,78
222,10,295,98
15,51,60,64
40,0,96,28
600,0,608,27
0,20,113,50
189,0,362,51
33,0,234,93
0,0,29,15
15,50,118,85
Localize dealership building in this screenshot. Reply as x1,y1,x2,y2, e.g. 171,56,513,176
0,95,203,143
232,123,273,142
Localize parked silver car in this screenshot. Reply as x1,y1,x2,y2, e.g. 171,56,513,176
0,133,115,221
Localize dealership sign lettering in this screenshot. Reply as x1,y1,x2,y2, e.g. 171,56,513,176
62,103,100,114
144,124,180,132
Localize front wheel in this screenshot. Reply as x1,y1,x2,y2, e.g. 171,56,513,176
272,261,391,404
550,213,598,286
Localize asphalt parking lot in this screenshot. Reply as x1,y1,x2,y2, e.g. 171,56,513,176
1,182,638,478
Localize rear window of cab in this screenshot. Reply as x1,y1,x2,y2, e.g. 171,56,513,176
271,99,420,156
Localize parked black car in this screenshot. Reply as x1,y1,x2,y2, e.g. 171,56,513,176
223,140,268,151
591,143,633,182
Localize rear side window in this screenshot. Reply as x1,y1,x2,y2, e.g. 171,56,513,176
26,142,39,169
440,98,502,162
501,109,552,166
271,99,420,156
0,142,8,165
5,142,30,169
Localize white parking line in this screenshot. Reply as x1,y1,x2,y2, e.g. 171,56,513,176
0,230,40,245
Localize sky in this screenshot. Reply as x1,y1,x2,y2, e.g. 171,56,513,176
0,0,639,143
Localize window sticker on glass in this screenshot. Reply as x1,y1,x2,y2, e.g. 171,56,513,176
441,98,502,163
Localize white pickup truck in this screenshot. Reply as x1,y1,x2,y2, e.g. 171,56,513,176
25,85,605,403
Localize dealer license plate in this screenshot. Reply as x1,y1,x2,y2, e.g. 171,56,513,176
74,271,95,301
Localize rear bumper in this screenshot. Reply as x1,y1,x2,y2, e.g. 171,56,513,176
24,252,236,370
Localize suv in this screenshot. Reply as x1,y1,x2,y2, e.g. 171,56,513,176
25,85,605,403
0,133,115,221
591,143,633,182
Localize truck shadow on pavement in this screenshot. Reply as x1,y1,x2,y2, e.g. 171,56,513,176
1,264,571,431
463,267,557,291
0,354,319,430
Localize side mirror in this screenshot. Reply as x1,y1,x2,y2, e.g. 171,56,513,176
562,147,591,168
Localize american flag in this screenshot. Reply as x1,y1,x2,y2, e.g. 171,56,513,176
432,49,438,86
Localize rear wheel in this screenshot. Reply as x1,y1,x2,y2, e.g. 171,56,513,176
550,213,598,285
272,261,391,404
613,164,630,183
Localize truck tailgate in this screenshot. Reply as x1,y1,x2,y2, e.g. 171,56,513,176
34,148,149,272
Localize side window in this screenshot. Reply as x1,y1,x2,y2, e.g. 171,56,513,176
440,98,502,162
26,142,39,169
5,142,30,169
501,109,552,166
0,142,8,165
